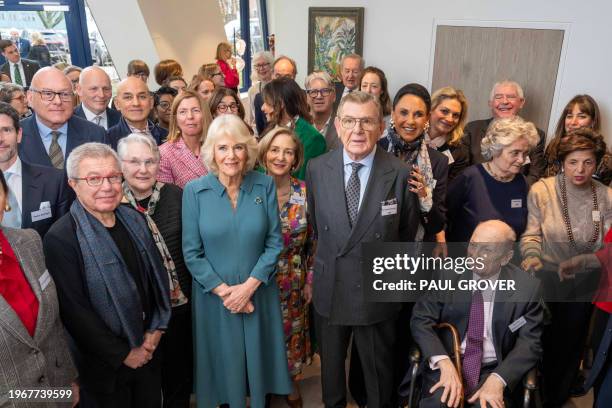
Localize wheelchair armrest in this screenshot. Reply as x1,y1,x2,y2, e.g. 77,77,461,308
523,366,538,391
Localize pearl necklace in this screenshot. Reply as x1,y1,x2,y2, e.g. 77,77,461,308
560,175,600,253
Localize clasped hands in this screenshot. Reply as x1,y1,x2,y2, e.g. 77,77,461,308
432,359,505,408
123,330,163,369
213,278,261,314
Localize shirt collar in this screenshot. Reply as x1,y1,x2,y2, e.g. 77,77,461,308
81,104,107,121
5,156,22,178
35,115,68,138
343,145,376,168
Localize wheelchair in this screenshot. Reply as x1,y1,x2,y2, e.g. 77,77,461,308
403,323,541,408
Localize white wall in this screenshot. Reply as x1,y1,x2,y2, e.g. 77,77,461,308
268,0,612,142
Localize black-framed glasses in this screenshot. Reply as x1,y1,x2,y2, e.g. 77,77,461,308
217,103,239,112
30,88,73,102
73,174,123,186
158,101,171,111
306,88,332,98
338,116,379,130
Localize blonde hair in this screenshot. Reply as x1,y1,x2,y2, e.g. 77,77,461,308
481,116,539,161
201,115,258,175
167,90,212,143
257,126,304,173
216,42,232,60
430,87,469,147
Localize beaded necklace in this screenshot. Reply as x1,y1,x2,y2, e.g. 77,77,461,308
560,175,600,253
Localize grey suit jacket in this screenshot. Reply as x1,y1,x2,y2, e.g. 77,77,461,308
0,227,77,407
306,147,420,325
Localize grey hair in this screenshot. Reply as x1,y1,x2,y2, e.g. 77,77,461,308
0,82,24,103
480,116,539,161
337,90,383,121
201,114,258,175
117,133,160,162
341,53,364,70
251,51,275,82
66,142,120,179
63,65,83,76
489,80,524,101
304,71,334,89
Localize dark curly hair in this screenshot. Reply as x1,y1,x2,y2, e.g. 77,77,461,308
558,128,607,166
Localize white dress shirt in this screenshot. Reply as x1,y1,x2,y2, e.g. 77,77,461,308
4,157,22,210
81,104,109,130
429,271,507,386
10,60,27,86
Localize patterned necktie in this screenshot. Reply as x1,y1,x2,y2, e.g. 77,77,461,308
2,172,21,228
462,290,485,395
48,131,65,169
93,115,102,126
345,162,364,227
13,64,23,86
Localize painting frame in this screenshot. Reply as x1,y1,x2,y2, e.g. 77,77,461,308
307,7,364,81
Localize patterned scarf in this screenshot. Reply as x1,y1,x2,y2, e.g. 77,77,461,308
123,182,188,307
384,125,435,212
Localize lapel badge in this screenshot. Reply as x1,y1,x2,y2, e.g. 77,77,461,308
255,197,263,205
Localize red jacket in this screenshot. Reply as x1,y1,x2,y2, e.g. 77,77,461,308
595,228,612,313
217,59,239,89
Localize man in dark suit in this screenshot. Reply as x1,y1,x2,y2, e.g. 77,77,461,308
9,29,31,56
333,54,363,110
411,220,543,408
0,102,71,237
306,91,420,407
74,66,120,130
0,40,40,87
107,76,167,148
463,80,546,185
19,67,106,169
305,70,339,151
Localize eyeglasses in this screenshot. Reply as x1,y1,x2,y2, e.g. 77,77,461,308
73,174,123,186
11,94,26,102
306,88,333,98
217,103,239,113
254,63,270,70
158,101,171,111
30,88,73,102
339,116,379,130
122,159,158,168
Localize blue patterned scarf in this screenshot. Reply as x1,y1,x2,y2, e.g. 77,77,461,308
70,200,171,348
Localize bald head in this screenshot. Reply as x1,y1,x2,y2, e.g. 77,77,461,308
28,67,74,129
115,76,152,129
77,66,112,114
273,57,297,80
468,220,515,278
471,220,516,244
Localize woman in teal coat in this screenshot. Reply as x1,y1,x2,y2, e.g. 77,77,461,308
182,114,291,407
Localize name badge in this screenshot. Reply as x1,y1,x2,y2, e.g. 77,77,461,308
289,194,305,206
381,198,398,216
593,210,601,222
511,199,522,209
31,206,52,222
39,270,51,291
441,149,455,164
509,316,527,333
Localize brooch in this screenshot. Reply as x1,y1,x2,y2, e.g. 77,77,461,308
255,197,263,205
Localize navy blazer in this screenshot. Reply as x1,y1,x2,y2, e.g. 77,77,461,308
20,160,73,238
73,104,121,129
18,114,107,168
107,116,168,149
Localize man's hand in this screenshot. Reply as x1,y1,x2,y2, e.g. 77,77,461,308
558,254,596,281
143,330,163,353
467,374,505,408
429,359,463,408
521,256,543,273
123,345,152,369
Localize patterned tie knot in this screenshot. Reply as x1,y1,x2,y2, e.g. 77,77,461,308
350,162,364,174
50,130,61,141
94,115,102,125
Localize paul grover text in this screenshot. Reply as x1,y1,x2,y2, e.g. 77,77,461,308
372,279,516,291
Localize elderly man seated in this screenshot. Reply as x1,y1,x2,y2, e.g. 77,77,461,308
410,220,543,408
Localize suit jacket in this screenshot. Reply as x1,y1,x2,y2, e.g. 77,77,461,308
73,104,121,130
333,81,346,110
18,114,107,168
463,118,546,185
306,147,420,325
107,116,168,149
20,160,73,238
0,58,40,86
0,227,77,406
323,118,341,151
16,38,31,56
410,264,543,390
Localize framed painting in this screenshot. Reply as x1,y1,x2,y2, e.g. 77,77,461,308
307,7,364,81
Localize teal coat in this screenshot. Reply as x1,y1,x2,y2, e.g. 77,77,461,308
182,171,291,408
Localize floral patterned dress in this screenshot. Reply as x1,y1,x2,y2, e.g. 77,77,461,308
276,177,314,378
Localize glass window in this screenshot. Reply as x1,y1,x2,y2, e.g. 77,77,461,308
84,1,119,84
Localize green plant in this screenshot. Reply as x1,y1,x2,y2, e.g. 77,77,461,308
36,11,63,29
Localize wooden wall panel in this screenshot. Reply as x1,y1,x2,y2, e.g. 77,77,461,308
432,26,564,134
